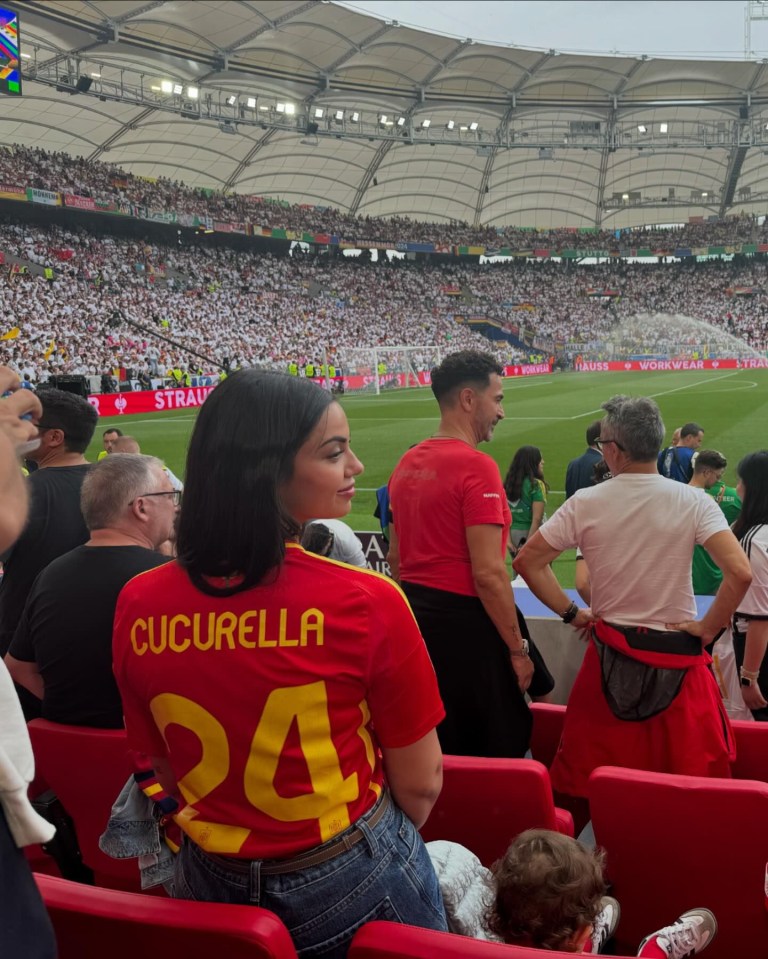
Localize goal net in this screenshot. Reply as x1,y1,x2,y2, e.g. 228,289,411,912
326,346,444,395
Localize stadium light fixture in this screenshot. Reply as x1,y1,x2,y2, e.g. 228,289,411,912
469,121,479,131
259,105,269,111
701,191,708,197
638,124,647,133
172,83,183,95
335,110,344,121
379,114,388,124
397,116,406,126
226,95,237,106
421,119,431,128
350,111,360,122
90,72,101,78
622,193,630,200
285,103,296,115
151,85,161,92
276,102,286,113
161,80,173,94
446,120,455,130
20,52,30,60
246,97,256,108
659,122,668,133
314,107,324,118
459,125,468,131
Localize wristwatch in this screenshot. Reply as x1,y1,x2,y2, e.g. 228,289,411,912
510,638,530,658
741,675,755,688
740,666,759,687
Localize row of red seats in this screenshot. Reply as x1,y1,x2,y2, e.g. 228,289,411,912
28,706,768,958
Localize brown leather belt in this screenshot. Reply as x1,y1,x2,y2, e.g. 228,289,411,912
200,791,391,876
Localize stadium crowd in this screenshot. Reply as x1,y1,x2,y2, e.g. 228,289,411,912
1,142,766,250
0,218,766,382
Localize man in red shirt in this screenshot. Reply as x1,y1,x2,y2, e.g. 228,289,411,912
388,350,534,757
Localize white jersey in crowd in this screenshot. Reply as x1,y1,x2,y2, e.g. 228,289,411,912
540,473,729,631
736,524,768,618
309,519,367,568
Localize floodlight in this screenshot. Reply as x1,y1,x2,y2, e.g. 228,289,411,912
469,121,479,131
335,110,344,121
161,80,173,94
90,72,101,79
314,107,324,118
246,97,256,108
659,122,668,133
276,102,286,113
379,114,388,124
446,120,455,130
701,191,708,197
350,111,359,122
622,193,629,200
285,103,296,115
186,87,199,99
421,119,431,128
638,124,647,133
397,116,406,126
226,95,237,106
172,83,183,95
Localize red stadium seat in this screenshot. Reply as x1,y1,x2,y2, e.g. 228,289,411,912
350,920,640,958
731,720,768,783
27,720,138,889
589,766,768,959
529,702,566,769
419,756,573,866
35,873,298,959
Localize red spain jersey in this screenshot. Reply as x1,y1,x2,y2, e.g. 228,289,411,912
112,544,444,859
389,438,511,596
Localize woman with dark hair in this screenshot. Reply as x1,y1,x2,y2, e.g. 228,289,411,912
112,370,448,956
504,446,549,556
731,450,768,720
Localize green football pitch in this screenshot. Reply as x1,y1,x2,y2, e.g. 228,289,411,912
86,369,768,587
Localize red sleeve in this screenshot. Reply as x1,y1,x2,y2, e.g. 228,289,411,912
461,453,507,528
364,577,444,748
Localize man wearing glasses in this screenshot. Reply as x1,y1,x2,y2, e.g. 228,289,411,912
513,395,751,800
5,454,175,726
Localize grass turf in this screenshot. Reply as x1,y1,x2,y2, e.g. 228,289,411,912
86,368,768,587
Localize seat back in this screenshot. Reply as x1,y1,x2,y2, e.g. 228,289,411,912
529,702,566,769
731,720,768,783
419,756,572,866
590,766,768,959
350,921,634,958
35,874,298,959
28,720,136,886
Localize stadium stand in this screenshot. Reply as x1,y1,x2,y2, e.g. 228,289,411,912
35,874,298,959
418,757,573,866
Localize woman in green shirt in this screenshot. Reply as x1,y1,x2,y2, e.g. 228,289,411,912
504,445,549,556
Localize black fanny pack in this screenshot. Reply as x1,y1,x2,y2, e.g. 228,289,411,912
595,625,699,723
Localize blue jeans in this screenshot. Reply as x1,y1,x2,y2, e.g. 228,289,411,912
174,793,448,957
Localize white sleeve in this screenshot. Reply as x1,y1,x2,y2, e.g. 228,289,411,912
694,493,730,546
738,528,768,616
322,520,368,568
538,496,578,552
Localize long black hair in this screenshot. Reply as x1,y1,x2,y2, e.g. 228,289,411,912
503,445,548,502
176,369,333,596
732,450,768,541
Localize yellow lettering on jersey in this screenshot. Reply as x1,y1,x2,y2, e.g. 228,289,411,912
169,614,191,653
150,692,249,854
357,699,381,800
279,608,298,646
301,609,324,646
244,682,358,843
239,610,257,648
258,610,276,647
130,619,148,655
148,616,167,654
215,611,237,650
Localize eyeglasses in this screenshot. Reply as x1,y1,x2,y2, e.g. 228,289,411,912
595,437,626,452
130,491,182,506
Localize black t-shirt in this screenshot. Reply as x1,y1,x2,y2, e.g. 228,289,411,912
9,545,169,728
0,465,92,656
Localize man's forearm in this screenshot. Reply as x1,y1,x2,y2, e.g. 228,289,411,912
513,559,572,619
473,567,526,651
701,573,751,639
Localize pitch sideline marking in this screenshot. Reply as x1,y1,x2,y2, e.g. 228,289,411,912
567,372,740,420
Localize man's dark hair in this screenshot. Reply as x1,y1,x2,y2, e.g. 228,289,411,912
733,450,768,540
586,420,602,447
176,370,333,597
693,449,727,473
430,350,503,404
37,388,98,454
103,427,123,438
680,422,704,438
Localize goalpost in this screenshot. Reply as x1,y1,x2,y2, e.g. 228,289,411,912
325,346,444,396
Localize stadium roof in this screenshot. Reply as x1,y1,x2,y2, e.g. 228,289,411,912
8,0,768,230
